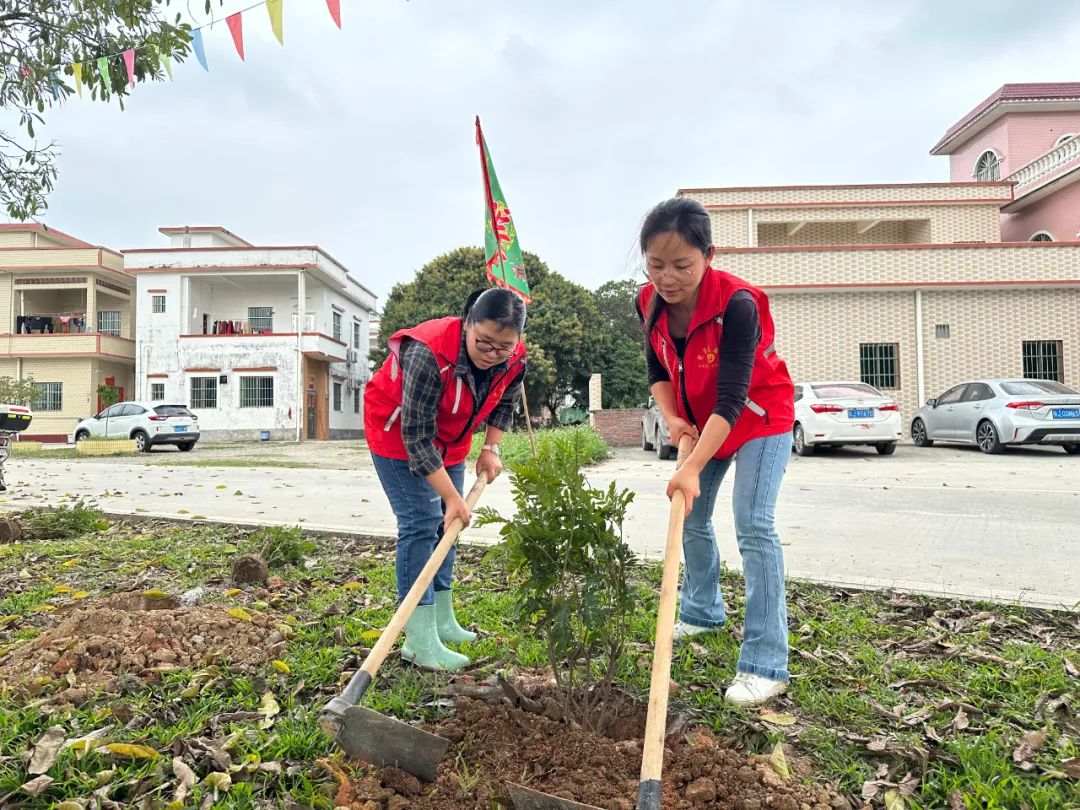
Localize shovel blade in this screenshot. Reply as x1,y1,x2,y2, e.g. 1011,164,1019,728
334,705,450,783
506,781,606,810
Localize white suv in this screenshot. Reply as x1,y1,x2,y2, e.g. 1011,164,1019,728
72,401,200,452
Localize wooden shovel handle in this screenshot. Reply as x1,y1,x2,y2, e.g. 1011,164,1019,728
638,435,696,807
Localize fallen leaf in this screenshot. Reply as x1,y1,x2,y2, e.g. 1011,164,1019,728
52,584,75,595
227,608,253,622
1066,658,1079,678
72,591,89,600
768,741,790,780
758,709,797,726
172,757,196,806
19,775,53,795
203,771,232,793
868,737,890,752
258,691,280,729
341,581,363,591
28,726,66,775
59,559,80,568
64,728,110,755
1062,757,1080,779
952,708,970,732
216,484,227,489
141,589,170,600
360,629,382,642
104,743,160,760
225,588,242,597
884,789,906,810
949,790,965,810
1012,729,1047,765
271,660,290,674
257,761,283,775
94,769,117,787
54,802,83,810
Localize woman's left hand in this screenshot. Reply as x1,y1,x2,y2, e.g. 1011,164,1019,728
476,448,503,483
666,464,700,515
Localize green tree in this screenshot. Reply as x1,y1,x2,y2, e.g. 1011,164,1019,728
592,279,648,409
375,247,598,423
0,375,42,407
1,1,220,219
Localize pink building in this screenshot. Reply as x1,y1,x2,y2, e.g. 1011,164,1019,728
930,82,1080,242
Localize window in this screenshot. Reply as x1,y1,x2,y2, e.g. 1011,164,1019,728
1002,380,1077,396
962,383,994,402
190,377,218,409
811,382,883,398
935,324,951,339
240,376,274,408
353,320,362,349
793,385,804,403
99,404,124,419
353,386,361,413
1022,340,1063,382
150,383,165,401
98,311,121,336
333,382,343,411
1030,231,1054,242
154,404,195,417
248,306,273,333
937,385,966,406
333,311,343,342
33,382,62,411
120,404,146,416
859,343,899,390
1055,133,1075,147
974,150,1000,182
152,295,166,314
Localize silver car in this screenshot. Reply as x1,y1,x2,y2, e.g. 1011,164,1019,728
641,397,676,459
911,379,1080,455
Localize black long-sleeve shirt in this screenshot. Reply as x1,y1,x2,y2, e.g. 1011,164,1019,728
643,290,760,427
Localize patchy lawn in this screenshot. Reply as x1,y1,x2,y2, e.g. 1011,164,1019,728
0,507,1076,809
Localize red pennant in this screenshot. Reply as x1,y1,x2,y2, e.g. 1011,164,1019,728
227,13,245,60
326,0,341,28
123,49,136,86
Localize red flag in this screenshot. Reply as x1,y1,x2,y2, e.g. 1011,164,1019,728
227,13,245,60
326,0,342,28
123,49,136,86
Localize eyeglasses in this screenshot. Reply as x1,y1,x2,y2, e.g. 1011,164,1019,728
474,335,516,358
645,265,696,281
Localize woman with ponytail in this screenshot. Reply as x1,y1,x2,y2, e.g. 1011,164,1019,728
364,288,527,670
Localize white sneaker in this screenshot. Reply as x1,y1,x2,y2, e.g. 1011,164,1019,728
672,621,716,642
724,672,788,707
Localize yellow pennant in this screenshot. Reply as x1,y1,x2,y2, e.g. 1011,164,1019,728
267,0,284,45
72,63,83,97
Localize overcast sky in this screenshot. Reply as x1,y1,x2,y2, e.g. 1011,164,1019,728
9,0,1080,304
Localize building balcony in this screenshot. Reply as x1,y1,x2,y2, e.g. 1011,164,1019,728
0,332,136,360
1005,136,1080,204
178,330,350,363
0,247,126,274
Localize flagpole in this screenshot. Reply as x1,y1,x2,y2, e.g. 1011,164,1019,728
476,116,537,457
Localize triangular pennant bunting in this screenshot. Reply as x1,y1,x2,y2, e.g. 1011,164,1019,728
123,49,136,86
326,0,341,28
192,29,209,71
227,13,245,60
72,62,83,96
159,49,173,80
267,0,284,45
96,56,110,86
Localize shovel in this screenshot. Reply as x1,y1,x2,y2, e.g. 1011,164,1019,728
505,435,695,810
636,434,695,810
319,475,488,783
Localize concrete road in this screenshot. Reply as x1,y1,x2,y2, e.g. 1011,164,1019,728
2,443,1076,609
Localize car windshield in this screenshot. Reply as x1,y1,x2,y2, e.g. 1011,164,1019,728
153,405,193,417
810,383,882,399
1000,381,1078,396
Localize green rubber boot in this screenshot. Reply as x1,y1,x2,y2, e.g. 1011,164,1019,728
401,604,469,671
435,589,477,644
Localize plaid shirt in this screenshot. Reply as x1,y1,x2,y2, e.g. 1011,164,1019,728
399,334,524,476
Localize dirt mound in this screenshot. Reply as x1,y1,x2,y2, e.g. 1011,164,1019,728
0,593,282,694
337,697,843,810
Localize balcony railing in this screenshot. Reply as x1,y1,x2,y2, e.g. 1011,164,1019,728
1007,136,1080,195
0,333,135,359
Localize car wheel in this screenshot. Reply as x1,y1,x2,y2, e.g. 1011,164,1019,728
642,425,655,452
656,431,673,460
132,431,151,453
876,442,897,456
1062,443,1080,455
976,420,1005,454
911,418,933,448
793,423,814,457
74,430,89,443
178,442,196,452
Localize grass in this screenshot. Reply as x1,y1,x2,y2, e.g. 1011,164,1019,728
0,509,1077,809
468,425,610,466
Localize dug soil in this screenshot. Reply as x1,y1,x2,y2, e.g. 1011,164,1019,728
336,696,845,810
0,593,280,697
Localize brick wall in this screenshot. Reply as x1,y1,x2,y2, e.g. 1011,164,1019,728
592,408,645,447
681,182,1013,207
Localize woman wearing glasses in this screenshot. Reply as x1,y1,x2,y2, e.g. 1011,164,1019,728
365,287,526,670
637,197,795,707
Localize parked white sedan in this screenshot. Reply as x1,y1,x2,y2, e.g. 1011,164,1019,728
72,401,200,452
793,381,903,456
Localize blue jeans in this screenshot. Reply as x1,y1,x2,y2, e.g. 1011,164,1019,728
371,453,465,606
680,431,792,681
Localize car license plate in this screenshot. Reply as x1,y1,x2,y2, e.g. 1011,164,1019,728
1052,408,1080,419
848,408,873,419
174,425,188,432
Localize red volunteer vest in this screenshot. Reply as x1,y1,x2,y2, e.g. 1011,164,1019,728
639,268,794,459
364,317,526,467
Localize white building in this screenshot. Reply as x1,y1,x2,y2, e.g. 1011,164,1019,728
125,227,377,442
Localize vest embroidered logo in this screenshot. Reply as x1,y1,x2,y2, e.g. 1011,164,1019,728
696,345,719,367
